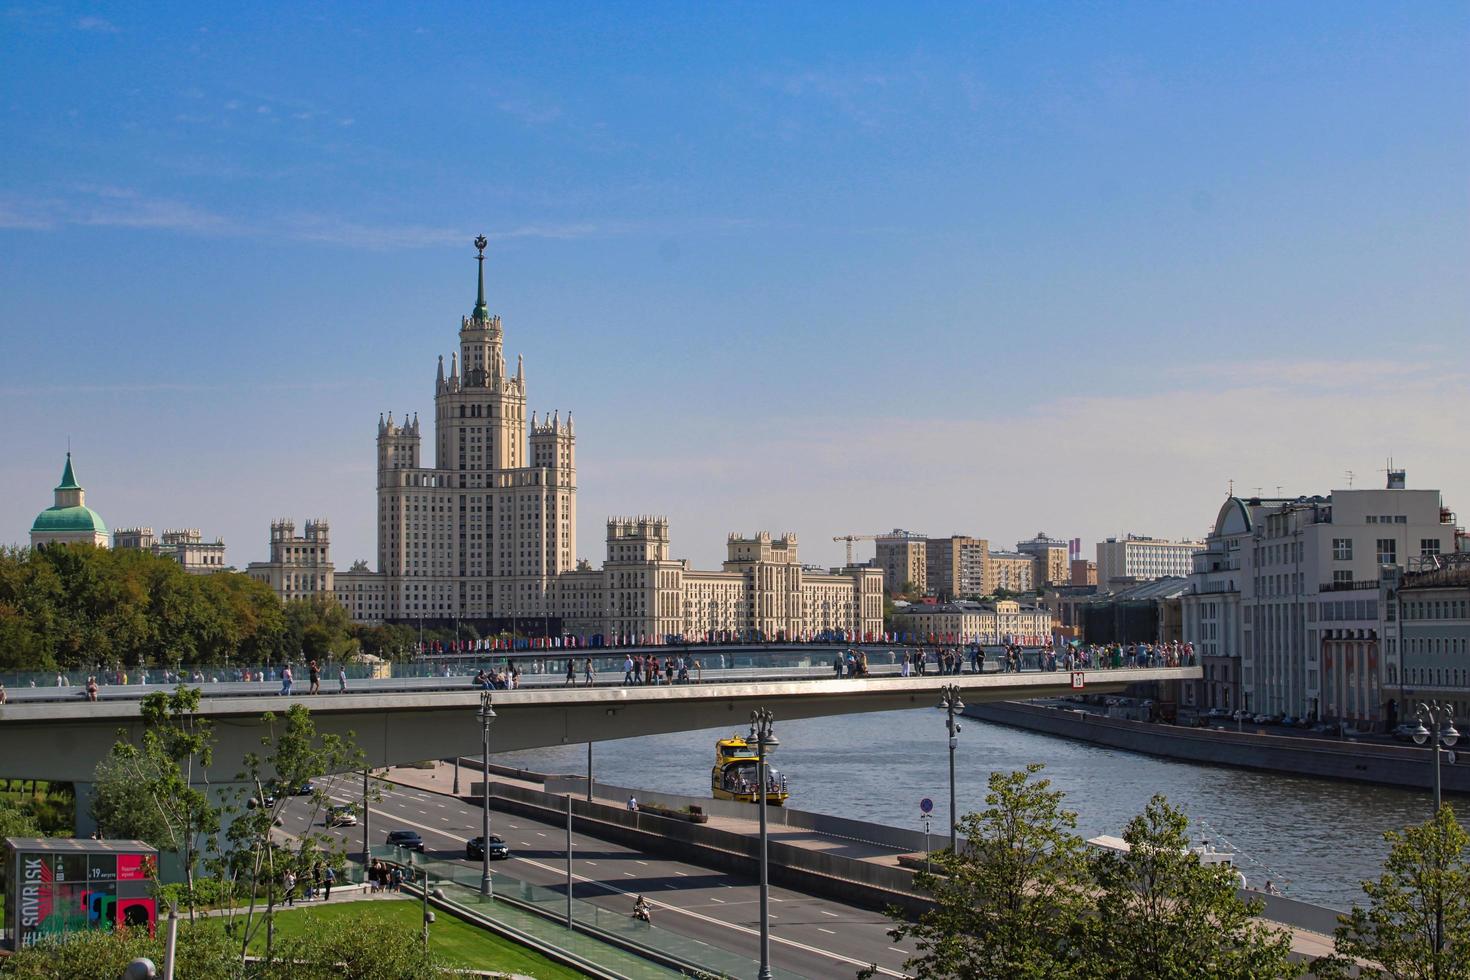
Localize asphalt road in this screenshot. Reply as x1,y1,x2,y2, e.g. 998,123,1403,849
273,773,915,979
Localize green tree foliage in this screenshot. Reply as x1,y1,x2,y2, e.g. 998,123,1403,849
283,597,358,661
223,703,367,961
870,764,1093,980
0,544,286,669
92,687,222,919
1314,803,1470,980
1083,794,1296,980
0,798,42,838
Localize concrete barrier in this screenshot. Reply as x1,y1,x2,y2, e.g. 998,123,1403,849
964,701,1470,794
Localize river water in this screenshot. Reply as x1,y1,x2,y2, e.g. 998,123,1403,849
492,707,1441,909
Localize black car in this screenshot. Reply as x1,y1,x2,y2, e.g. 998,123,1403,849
386,829,425,852
466,835,510,861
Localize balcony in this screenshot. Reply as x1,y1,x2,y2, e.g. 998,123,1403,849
1318,580,1379,593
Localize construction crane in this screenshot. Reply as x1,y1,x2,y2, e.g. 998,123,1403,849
833,534,879,565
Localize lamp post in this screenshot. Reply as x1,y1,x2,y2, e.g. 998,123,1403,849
1410,700,1460,813
1411,699,1459,968
478,691,497,897
750,708,779,980
939,684,965,852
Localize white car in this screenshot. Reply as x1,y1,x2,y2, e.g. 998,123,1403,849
327,805,358,827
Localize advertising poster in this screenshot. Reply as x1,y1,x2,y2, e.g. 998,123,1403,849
6,842,158,949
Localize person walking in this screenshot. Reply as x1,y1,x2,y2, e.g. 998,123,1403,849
279,666,294,696
623,655,634,685
564,658,576,687
283,869,297,906
583,657,595,686
323,864,335,900
338,665,347,693
308,660,321,695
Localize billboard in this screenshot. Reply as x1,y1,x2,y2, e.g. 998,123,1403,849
4,839,157,949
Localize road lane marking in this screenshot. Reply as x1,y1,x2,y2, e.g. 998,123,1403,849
332,788,909,978
674,871,688,876
819,909,839,916
622,872,636,878
818,927,836,935
635,860,648,866
709,898,724,904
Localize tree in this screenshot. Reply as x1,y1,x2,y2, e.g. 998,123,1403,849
223,703,366,965
0,798,41,838
867,764,1092,980
91,687,221,920
1082,794,1297,979
1314,803,1470,980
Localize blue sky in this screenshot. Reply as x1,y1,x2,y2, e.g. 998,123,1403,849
2,2,1467,568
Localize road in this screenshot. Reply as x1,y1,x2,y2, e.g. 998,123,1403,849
273,772,915,979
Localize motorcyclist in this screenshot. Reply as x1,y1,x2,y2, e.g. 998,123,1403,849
632,895,652,923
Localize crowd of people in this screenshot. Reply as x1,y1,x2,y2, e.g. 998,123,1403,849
280,862,338,905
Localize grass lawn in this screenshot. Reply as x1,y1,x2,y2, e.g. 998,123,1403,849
216,898,587,980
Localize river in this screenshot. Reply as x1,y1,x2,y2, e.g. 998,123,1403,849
491,706,1440,908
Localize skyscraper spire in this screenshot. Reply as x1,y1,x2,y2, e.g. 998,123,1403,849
472,235,489,321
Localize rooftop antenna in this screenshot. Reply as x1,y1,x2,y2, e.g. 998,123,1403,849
1227,478,1235,496
1250,486,1263,497
1275,485,1283,496
1344,470,1355,489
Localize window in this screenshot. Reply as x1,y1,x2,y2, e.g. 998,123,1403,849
1395,515,1408,524
1333,570,1354,586
1421,539,1442,558
1332,538,1353,561
1376,539,1397,564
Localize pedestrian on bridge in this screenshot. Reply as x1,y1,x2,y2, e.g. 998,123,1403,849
564,658,576,687
583,657,595,686
280,666,294,696
623,655,635,684
338,666,347,693
308,660,321,695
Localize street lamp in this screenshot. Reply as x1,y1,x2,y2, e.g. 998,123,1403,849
1411,699,1459,970
750,708,779,980
1411,700,1460,812
939,684,965,852
478,691,497,897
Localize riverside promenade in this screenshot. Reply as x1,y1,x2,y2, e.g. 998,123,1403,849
379,759,1342,963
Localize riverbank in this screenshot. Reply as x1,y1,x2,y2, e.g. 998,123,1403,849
962,701,1470,795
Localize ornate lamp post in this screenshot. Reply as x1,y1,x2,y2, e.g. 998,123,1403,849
1411,700,1459,966
1411,700,1460,813
750,708,779,980
478,691,497,897
939,684,965,852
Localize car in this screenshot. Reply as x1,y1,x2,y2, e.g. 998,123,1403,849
294,781,317,796
246,792,276,810
1252,714,1270,725
1280,715,1298,728
386,829,425,852
1205,708,1230,720
327,804,358,827
1231,710,1251,722
1391,723,1423,742
466,835,510,861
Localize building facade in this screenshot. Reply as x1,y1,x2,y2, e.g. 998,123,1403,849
30,454,108,549
891,599,1052,646
985,551,1034,593
1070,559,1098,586
246,519,334,603
925,535,986,599
1392,555,1470,726
1096,534,1205,589
876,530,927,596
1017,532,1070,586
114,527,227,573
332,242,883,641
1179,470,1463,728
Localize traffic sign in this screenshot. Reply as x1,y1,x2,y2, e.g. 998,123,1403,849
919,797,934,815
1070,671,1086,690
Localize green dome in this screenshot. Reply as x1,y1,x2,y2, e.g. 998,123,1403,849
32,505,108,535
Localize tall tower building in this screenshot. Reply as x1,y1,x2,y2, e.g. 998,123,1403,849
369,237,576,626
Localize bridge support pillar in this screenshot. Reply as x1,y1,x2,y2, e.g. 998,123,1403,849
73,780,97,837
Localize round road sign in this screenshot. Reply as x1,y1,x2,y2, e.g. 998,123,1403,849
919,797,934,814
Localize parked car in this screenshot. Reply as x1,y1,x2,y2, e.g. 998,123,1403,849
246,791,276,810
327,804,358,827
1280,715,1299,728
466,835,510,861
1391,723,1423,743
1252,714,1270,725
1231,709,1251,722
1205,708,1230,720
386,829,425,852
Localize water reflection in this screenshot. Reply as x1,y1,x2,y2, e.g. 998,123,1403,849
493,707,1437,907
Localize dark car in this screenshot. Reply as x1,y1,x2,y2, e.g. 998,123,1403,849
466,835,510,861
246,792,276,810
386,829,425,852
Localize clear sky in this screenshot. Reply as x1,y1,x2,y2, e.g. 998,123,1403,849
2,2,1467,569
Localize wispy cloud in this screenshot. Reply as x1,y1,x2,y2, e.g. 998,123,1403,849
0,187,235,235
75,15,119,32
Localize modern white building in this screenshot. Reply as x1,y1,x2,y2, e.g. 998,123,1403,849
1096,534,1204,589
1180,469,1463,728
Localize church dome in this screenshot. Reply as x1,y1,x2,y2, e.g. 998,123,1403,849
30,453,108,540
31,504,109,535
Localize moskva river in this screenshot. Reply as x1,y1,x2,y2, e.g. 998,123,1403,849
493,707,1439,908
